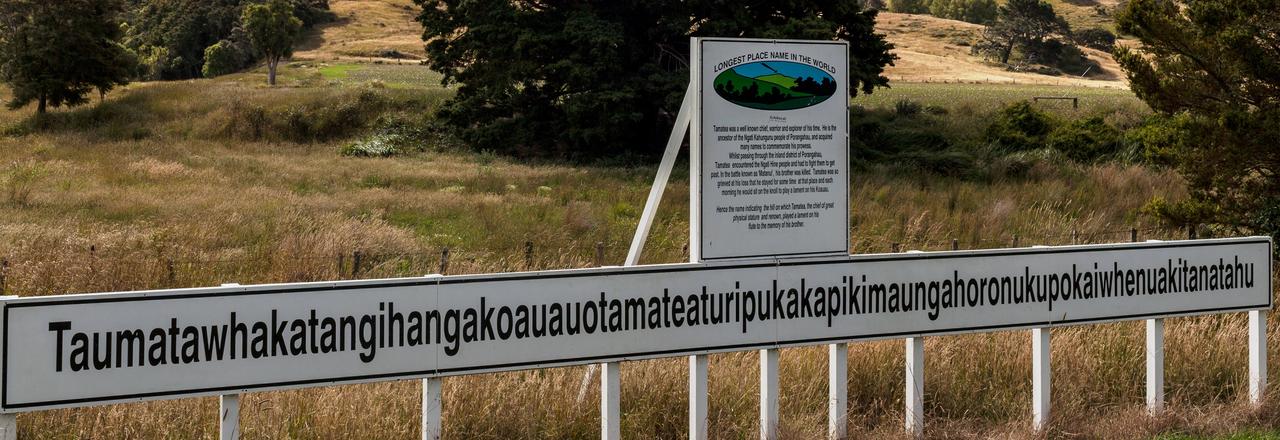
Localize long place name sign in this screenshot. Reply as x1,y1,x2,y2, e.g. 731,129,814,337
1,237,1271,412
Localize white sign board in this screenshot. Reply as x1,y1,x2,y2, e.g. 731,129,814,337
693,38,850,260
1,238,1270,412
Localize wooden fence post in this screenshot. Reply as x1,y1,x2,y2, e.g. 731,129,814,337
595,242,605,267
891,243,901,253
337,253,345,277
1130,228,1138,243
524,241,534,270
951,239,959,251
353,251,363,278
439,248,450,275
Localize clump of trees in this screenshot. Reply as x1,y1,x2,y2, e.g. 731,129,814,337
972,0,1097,76
1116,0,1280,248
123,0,329,80
0,0,134,114
889,0,997,24
415,1,895,159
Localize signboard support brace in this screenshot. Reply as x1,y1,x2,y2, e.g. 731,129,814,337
905,337,924,438
422,378,442,440
1032,328,1051,431
1145,318,1164,413
828,343,847,440
1250,310,1267,405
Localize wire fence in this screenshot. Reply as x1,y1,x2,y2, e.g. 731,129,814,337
0,225,1248,297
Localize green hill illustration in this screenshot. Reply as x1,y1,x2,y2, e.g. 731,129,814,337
713,61,837,110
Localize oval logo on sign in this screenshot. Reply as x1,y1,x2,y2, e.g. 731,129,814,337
713,61,837,111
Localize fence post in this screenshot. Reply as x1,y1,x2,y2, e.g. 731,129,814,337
1032,328,1051,432
439,248,450,276
1188,224,1197,240
1250,310,1268,406
353,251,363,277
828,343,847,440
905,337,925,438
1130,228,1138,243
422,377,442,440
601,363,621,440
1072,230,1079,245
337,253,345,277
219,283,241,440
1012,235,1019,248
690,354,708,440
891,242,901,253
760,348,779,440
951,239,959,251
524,241,534,270
1146,318,1164,413
595,242,605,267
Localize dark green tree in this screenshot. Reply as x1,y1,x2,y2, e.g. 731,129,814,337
1116,0,1280,244
0,0,133,114
243,0,302,86
415,1,895,159
976,0,1070,64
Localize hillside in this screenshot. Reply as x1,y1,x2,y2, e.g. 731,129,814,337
877,12,1128,88
294,0,426,62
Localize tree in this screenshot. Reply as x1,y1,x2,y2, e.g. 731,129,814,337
415,0,895,159
0,0,133,114
202,39,246,78
928,0,998,24
1116,0,1280,246
242,0,302,86
976,0,1070,64
890,0,929,13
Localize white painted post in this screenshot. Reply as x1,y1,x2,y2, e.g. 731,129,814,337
601,363,621,440
759,349,779,440
1032,328,1050,432
689,354,708,440
0,296,14,440
219,394,240,440
904,337,924,438
0,414,14,440
828,343,847,440
1250,310,1267,405
1145,318,1164,413
422,378,442,440
219,283,241,440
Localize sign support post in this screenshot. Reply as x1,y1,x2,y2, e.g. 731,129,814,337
905,337,924,438
760,348,779,440
1145,318,1164,413
1032,328,1051,431
1250,310,1267,405
828,343,847,440
218,284,241,440
422,378,442,440
0,296,15,440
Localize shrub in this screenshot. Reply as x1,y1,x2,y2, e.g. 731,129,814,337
201,40,246,78
984,101,1056,152
894,99,923,117
1075,28,1117,51
928,0,998,24
1045,116,1122,162
890,0,930,13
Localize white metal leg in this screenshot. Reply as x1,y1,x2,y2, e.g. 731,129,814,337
689,355,708,440
1146,318,1164,413
422,378,442,440
219,394,240,440
601,362,621,440
904,337,924,438
1032,328,1050,431
828,343,847,440
1250,310,1267,405
759,349,779,440
625,83,694,266
0,413,15,440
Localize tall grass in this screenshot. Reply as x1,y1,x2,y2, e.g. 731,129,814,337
0,77,1274,439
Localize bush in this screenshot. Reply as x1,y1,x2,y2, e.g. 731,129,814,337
202,40,246,78
1075,28,1117,51
984,101,1056,152
890,0,930,13
1045,116,1122,162
928,0,998,24
895,99,923,117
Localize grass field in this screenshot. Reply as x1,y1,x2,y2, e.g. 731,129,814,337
0,63,1276,439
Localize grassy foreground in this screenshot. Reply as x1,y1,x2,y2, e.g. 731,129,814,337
0,65,1276,439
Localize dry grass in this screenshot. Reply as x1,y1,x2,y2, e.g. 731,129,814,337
0,66,1276,440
